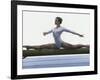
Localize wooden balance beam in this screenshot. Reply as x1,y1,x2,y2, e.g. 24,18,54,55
22,46,89,58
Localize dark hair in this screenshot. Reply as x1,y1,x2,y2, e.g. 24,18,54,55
56,17,63,24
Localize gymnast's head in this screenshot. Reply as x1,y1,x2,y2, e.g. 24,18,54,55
55,17,63,26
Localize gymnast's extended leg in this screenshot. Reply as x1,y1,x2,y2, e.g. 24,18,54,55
62,42,89,49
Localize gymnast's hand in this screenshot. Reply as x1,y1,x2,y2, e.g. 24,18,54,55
79,34,84,37
43,32,47,36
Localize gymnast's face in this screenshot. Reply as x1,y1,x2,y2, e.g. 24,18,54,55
55,18,61,26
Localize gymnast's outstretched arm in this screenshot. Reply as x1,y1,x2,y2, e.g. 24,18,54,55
63,28,84,37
